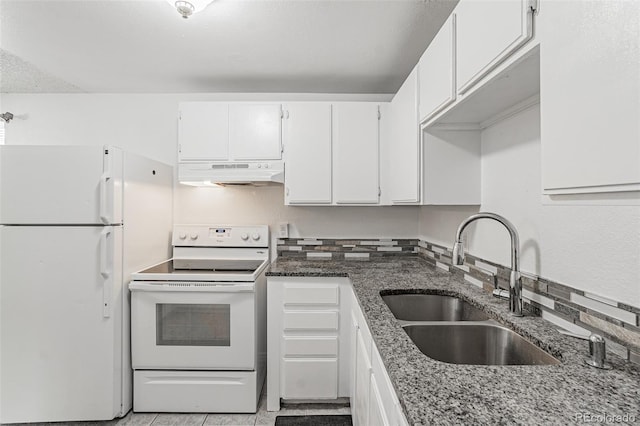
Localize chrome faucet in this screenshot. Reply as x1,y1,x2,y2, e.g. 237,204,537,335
452,212,523,317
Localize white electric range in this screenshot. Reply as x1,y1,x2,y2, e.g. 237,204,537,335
129,225,268,413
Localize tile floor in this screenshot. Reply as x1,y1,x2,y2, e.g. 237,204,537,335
15,391,350,426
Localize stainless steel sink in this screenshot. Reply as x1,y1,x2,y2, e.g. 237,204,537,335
403,324,560,366
382,293,489,321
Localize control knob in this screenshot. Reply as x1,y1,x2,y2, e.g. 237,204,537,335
178,233,187,240
252,233,261,241
241,233,249,241
190,234,198,240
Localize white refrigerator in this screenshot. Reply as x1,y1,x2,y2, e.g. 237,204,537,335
0,145,173,423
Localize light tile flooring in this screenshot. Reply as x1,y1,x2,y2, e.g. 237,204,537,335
13,391,350,426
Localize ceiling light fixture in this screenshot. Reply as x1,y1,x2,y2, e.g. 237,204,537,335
166,0,215,19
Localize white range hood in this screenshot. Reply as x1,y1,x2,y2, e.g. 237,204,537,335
179,161,285,186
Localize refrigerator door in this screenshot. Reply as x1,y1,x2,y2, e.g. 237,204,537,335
0,225,125,423
0,145,124,225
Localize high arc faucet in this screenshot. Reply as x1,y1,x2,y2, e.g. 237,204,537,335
452,212,523,317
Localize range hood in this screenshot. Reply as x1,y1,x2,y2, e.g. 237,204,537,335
179,161,285,186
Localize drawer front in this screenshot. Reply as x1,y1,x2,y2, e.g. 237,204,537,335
133,370,258,413
283,336,338,357
283,311,339,331
281,359,338,399
283,285,339,306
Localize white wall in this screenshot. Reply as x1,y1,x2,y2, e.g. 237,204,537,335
418,104,640,308
1,93,418,255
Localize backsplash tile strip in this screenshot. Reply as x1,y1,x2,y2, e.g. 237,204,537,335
277,238,419,258
306,252,332,259
464,274,484,289
570,293,637,325
583,291,619,307
435,261,450,272
345,253,370,259
605,338,630,360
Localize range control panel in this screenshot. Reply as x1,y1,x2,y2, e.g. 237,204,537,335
172,225,269,248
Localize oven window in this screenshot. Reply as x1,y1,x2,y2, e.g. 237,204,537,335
156,304,231,346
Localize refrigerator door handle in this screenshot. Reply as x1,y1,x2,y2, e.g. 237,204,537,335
99,172,112,224
100,227,112,318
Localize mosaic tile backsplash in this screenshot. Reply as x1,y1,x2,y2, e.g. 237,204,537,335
276,238,419,259
276,237,640,365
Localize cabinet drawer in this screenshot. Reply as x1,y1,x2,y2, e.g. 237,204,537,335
283,336,338,357
283,311,339,331
281,359,338,399
283,285,339,306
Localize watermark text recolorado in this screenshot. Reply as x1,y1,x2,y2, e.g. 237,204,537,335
575,413,636,423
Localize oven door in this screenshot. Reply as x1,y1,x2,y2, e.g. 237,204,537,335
130,282,255,370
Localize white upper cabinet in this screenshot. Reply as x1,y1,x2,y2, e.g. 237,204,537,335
178,102,282,162
540,0,640,194
283,103,333,205
388,67,420,204
418,14,456,123
178,102,229,161
455,0,535,95
229,104,282,160
332,103,380,205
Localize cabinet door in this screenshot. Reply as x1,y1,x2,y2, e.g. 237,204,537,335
229,104,282,160
455,0,534,95
281,359,338,399
368,375,389,426
178,102,229,161
353,327,372,426
333,103,380,204
389,67,420,204
418,14,456,122
349,312,359,423
283,103,332,204
541,0,640,194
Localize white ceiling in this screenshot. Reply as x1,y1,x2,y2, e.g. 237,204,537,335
0,0,457,94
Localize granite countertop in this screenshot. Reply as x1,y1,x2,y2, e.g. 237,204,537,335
266,257,640,425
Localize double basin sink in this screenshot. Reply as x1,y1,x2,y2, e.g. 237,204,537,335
382,293,559,366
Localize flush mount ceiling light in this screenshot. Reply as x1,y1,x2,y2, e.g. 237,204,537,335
166,0,215,19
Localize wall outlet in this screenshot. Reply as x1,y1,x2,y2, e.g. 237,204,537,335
278,222,289,238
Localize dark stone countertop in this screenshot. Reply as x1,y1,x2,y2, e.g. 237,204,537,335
266,256,640,425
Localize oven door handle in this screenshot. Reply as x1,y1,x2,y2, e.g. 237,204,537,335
129,282,255,292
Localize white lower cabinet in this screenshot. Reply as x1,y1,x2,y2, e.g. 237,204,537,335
267,277,407,425
352,317,372,426
281,358,338,399
350,289,407,426
267,277,351,411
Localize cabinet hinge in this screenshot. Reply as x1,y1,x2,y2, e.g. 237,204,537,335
178,144,182,153
377,107,381,121
527,0,538,14
281,144,284,154
378,187,381,197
